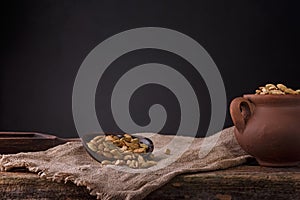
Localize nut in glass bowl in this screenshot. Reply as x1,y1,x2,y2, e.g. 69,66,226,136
81,133,157,169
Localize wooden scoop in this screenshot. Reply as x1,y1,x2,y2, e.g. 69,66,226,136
0,132,80,154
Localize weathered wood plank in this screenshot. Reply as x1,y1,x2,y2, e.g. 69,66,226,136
0,132,80,154
0,165,299,200
146,165,300,200
0,171,96,200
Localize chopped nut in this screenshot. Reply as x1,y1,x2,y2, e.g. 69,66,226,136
97,144,104,150
261,87,268,93
165,148,171,155
120,145,128,151
277,84,287,91
137,155,145,164
269,90,284,95
103,147,110,152
101,160,112,165
86,133,156,169
133,160,139,168
145,160,157,167
123,134,132,142
133,148,146,153
255,83,299,95
124,155,132,160
140,143,148,149
87,142,97,152
131,138,139,144
265,83,276,89
105,135,114,141
285,88,296,94
102,152,113,159
126,160,132,166
115,160,125,166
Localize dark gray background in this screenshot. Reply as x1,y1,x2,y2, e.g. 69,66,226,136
1,0,299,138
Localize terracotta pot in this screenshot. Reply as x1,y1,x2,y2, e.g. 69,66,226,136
230,94,300,167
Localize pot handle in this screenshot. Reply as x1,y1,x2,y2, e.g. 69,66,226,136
230,97,255,133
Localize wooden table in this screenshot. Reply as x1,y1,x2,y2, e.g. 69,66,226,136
0,164,299,200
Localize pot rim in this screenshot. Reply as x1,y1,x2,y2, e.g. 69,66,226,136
243,94,300,105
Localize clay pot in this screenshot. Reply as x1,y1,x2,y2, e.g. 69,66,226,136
230,94,300,167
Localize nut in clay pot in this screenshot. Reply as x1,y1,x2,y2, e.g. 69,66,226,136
230,94,300,167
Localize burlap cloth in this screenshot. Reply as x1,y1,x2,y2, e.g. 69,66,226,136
0,127,251,199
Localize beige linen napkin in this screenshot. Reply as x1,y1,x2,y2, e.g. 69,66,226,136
0,127,251,200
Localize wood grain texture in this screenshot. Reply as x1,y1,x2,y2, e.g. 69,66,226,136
0,171,96,200
0,165,299,200
0,132,80,154
147,165,300,200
